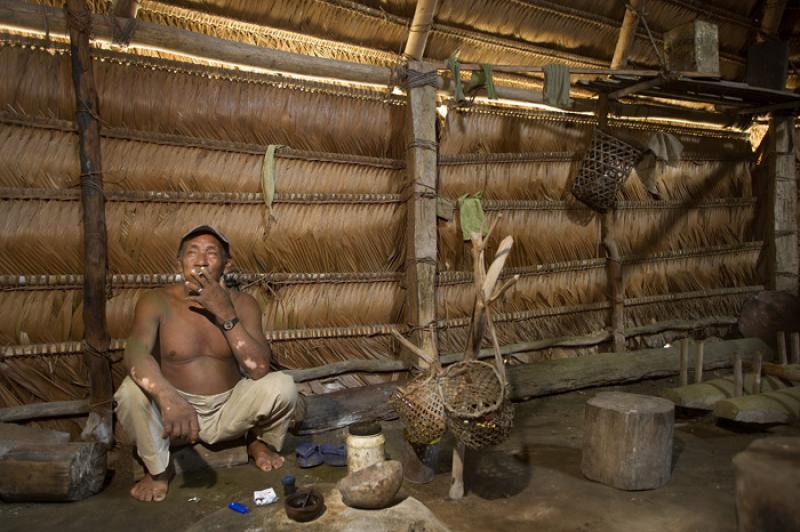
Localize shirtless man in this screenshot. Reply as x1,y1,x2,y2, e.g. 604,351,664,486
115,225,300,502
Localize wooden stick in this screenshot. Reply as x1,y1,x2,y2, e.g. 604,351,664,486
610,0,642,70
695,340,704,384
0,400,90,423
752,352,763,395
777,331,788,365
791,332,800,364
734,354,744,397
489,274,520,305
756,361,800,382
680,338,690,387
608,76,662,100
449,442,465,499
391,330,436,367
66,0,113,447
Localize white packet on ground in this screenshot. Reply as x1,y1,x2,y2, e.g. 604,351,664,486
253,487,279,506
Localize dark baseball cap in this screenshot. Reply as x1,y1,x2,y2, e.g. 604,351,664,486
178,225,230,256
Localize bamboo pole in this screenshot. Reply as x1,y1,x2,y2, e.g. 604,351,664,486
791,332,800,364
752,352,763,395
734,354,744,397
65,0,113,447
611,0,642,70
680,338,690,387
403,0,438,61
777,331,788,364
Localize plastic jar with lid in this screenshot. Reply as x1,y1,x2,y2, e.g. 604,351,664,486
346,422,385,474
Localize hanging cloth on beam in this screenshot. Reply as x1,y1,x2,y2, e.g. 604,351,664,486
262,144,285,219
446,56,465,103
465,64,498,100
542,64,572,108
633,132,683,199
457,193,488,241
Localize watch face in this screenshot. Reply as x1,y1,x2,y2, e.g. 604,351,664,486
223,318,238,331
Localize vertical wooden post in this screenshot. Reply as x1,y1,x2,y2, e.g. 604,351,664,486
66,0,113,446
680,338,689,387
777,331,788,364
791,332,800,364
694,340,704,384
734,354,744,397
752,352,763,395
766,114,798,295
404,61,439,366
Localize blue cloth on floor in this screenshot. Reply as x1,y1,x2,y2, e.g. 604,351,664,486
295,442,323,468
319,443,347,467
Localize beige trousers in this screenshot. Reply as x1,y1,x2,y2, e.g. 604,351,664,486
115,371,300,475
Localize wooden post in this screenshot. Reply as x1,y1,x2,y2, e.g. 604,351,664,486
734,354,744,397
765,114,798,295
791,332,800,364
751,352,763,395
777,331,788,364
602,225,624,352
611,0,642,70
403,60,439,366
403,0,438,61
758,0,788,41
65,0,113,446
680,338,690,387
694,340,704,384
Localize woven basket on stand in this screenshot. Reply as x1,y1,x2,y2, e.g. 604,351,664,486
390,371,446,444
571,129,642,211
439,359,513,449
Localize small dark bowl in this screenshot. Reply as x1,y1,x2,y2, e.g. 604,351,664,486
284,489,325,523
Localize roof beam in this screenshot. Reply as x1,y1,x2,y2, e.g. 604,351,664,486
403,0,439,61
759,0,788,40
611,0,642,69
112,0,139,18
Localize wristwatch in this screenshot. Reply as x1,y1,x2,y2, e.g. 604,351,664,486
221,316,240,331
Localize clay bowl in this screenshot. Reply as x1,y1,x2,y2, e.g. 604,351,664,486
337,460,404,510
284,489,325,522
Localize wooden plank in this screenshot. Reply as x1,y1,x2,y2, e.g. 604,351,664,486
403,61,439,366
0,400,90,423
0,423,70,444
713,386,800,424
66,0,113,446
0,441,106,501
663,375,792,410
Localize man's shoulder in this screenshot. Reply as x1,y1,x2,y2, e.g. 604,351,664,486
230,288,258,307
136,286,177,310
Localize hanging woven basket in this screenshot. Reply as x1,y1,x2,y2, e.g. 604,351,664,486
389,372,446,445
571,129,642,212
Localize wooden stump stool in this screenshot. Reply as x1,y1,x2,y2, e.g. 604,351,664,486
581,392,674,490
734,437,800,532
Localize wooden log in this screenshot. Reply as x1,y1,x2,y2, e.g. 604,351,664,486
777,331,788,365
508,338,771,400
403,60,439,367
758,0,788,40
132,441,248,480
735,354,744,397
0,441,106,501
296,381,399,435
733,437,800,532
0,423,70,444
663,375,791,411
403,0,438,61
713,386,800,424
286,359,407,383
581,392,674,490
680,338,690,387
758,362,800,382
66,0,113,447
695,340,705,384
0,400,90,423
791,332,800,364
610,0,642,70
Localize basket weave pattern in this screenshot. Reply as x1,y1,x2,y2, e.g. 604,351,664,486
390,372,446,444
571,129,642,211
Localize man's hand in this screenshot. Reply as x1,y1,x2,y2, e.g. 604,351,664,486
185,266,236,321
159,392,200,443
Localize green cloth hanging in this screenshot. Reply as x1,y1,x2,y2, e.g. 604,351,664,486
446,56,465,103
457,193,487,241
542,64,572,108
465,64,497,100
262,144,284,218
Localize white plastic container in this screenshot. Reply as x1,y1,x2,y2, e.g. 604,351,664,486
346,422,385,474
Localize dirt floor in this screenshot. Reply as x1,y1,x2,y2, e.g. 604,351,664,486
1,373,798,532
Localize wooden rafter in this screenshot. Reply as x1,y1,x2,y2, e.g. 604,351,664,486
611,0,642,70
403,0,439,61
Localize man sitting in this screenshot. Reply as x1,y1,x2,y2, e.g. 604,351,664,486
115,225,300,502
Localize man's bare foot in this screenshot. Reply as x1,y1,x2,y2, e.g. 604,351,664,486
130,466,174,502
248,439,285,472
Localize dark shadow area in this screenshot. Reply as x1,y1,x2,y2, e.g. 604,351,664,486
670,437,684,473
716,418,778,434
463,446,532,500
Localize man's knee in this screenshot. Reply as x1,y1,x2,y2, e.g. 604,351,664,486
254,371,298,409
114,376,152,415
